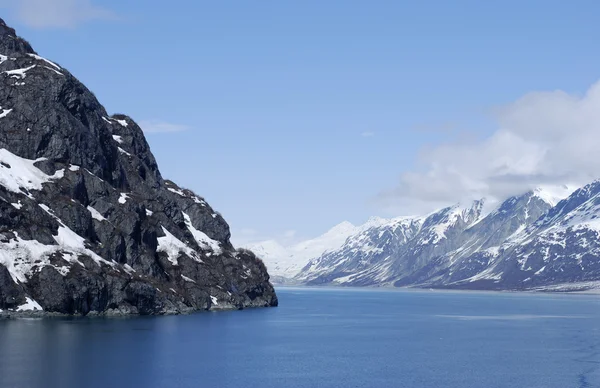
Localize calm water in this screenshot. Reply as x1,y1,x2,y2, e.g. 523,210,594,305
2,288,600,388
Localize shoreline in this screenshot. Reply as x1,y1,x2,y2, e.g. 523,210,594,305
274,282,600,295
0,303,274,320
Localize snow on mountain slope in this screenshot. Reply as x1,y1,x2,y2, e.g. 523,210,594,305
533,185,578,207
415,189,560,287
244,240,292,278
365,200,486,286
296,216,425,285
297,200,485,286
245,221,360,279
0,149,65,197
293,185,583,290
463,180,600,289
416,184,600,290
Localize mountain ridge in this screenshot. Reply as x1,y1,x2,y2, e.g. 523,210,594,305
251,185,600,291
295,185,600,290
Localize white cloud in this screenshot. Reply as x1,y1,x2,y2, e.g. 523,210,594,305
139,120,190,134
361,131,375,137
378,81,600,215
0,0,116,29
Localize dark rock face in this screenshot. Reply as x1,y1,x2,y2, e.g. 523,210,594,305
0,18,277,315
0,19,34,55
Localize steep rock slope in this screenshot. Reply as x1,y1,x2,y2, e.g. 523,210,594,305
0,18,277,315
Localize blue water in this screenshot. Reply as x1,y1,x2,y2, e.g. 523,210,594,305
2,288,600,388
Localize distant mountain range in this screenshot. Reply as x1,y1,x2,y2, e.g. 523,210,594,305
246,221,359,282
246,184,600,291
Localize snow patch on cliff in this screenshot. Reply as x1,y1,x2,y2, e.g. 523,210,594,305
157,226,202,265
87,206,106,222
182,212,222,254
27,54,61,70
16,297,43,312
4,65,36,79
0,149,64,198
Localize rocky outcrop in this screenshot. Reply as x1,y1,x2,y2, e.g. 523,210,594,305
0,18,277,315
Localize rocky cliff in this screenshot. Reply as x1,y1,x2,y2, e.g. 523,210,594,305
0,18,277,315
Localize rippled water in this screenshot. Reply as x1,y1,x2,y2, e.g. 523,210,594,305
1,287,600,388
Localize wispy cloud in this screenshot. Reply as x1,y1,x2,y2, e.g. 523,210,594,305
361,131,375,137
378,81,600,215
0,0,116,29
139,120,190,134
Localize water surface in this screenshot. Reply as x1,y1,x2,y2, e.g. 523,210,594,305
1,287,600,388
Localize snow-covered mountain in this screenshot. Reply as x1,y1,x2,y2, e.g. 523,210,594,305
295,216,423,284
245,221,361,281
297,200,487,286
448,181,600,290
408,187,571,287
292,185,600,291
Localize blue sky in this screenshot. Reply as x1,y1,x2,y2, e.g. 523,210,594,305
2,1,600,245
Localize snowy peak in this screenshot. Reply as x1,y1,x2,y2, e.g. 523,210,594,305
245,222,360,279
431,189,559,279
322,221,357,239
485,190,552,221
419,199,485,245
244,240,290,276
468,181,600,290
294,186,599,289
536,181,600,228
535,181,600,232
296,201,487,285
256,179,600,292
532,185,578,207
296,214,425,285
362,216,391,229
251,216,427,281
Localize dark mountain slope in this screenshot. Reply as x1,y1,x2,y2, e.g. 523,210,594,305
0,18,277,315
